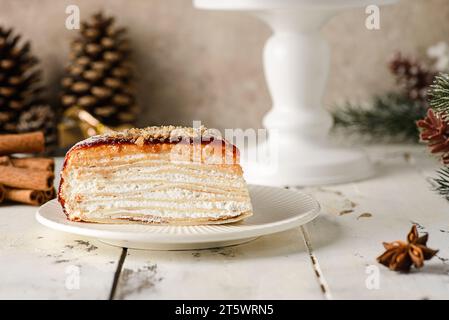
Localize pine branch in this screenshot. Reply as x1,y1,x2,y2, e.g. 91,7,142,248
420,74,449,203
332,93,427,142
433,166,449,201
428,73,449,115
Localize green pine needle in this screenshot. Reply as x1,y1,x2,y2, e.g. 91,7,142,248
332,93,426,142
429,73,449,115
415,73,449,203
433,167,449,202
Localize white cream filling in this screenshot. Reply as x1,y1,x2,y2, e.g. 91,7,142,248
79,160,234,175
73,165,242,182
80,188,245,201
81,199,251,211
68,169,244,195
64,163,252,220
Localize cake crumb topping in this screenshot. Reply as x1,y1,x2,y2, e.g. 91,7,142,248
134,136,145,146
72,125,224,149
107,125,210,141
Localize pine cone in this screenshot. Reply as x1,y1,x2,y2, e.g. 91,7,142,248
61,12,137,127
17,104,57,146
389,52,436,102
417,109,449,163
0,26,53,136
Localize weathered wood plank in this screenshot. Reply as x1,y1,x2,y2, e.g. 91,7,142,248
0,158,123,299
303,145,449,299
114,229,325,300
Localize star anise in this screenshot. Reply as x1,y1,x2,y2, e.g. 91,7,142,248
417,109,449,163
377,225,438,272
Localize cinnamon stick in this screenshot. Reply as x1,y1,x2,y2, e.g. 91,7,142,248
10,157,54,171
0,184,5,203
0,132,45,155
44,187,56,201
4,188,45,206
0,156,11,166
0,166,54,191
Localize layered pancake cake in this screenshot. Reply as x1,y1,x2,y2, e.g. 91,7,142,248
58,126,253,225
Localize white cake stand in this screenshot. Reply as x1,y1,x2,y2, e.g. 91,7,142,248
194,0,396,186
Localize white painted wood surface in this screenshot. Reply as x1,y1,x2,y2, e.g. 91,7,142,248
117,229,324,300
304,146,449,299
1,145,449,299
0,159,123,299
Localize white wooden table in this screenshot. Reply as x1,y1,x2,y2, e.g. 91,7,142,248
1,145,449,300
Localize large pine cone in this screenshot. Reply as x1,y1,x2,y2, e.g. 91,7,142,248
61,12,137,127
0,26,46,133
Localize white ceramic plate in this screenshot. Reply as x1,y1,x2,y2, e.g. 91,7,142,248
36,185,320,250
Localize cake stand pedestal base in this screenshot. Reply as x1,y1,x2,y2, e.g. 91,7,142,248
241,142,372,187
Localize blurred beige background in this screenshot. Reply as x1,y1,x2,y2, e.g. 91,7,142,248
0,0,448,130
